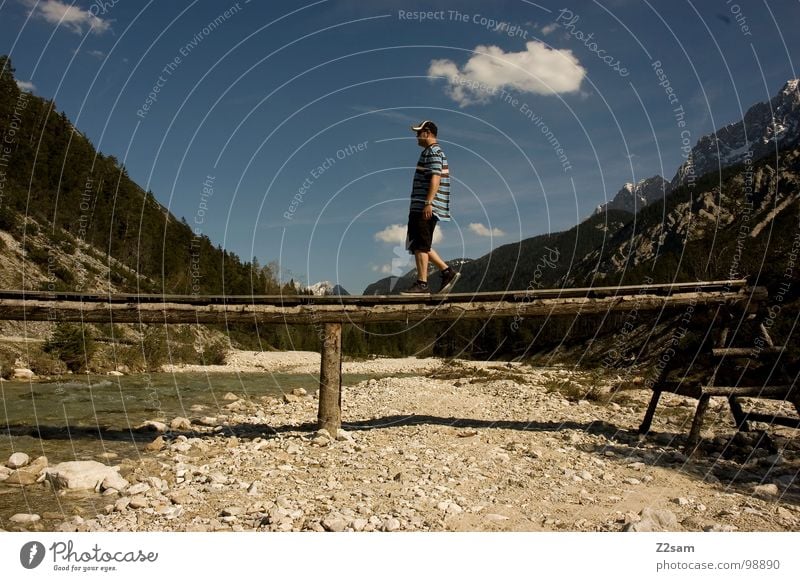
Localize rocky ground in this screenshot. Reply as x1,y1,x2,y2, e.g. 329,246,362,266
160,350,453,376
2,359,799,532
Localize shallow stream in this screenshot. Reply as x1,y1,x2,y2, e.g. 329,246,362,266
0,371,377,526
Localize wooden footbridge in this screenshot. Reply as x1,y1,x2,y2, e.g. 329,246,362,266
2,279,795,448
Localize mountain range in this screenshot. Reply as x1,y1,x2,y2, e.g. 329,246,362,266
595,79,800,216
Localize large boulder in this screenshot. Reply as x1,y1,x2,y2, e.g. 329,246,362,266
12,368,34,380
45,461,128,492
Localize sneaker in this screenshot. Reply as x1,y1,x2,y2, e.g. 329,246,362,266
400,280,430,295
437,268,461,294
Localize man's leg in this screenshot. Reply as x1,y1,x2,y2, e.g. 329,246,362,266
427,249,448,271
415,251,429,282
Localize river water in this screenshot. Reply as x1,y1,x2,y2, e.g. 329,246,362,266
0,371,377,527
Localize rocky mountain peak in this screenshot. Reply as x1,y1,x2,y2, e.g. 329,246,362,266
595,175,672,215
672,78,800,187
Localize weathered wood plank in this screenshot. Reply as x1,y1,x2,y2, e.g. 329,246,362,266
711,347,785,358
0,289,758,324
0,279,751,307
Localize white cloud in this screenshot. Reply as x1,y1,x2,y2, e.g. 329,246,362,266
23,0,111,35
87,49,106,59
469,223,506,237
541,23,559,35
374,224,407,244
15,79,36,92
428,41,585,107
374,223,442,245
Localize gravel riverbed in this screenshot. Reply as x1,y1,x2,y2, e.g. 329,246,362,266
2,358,799,532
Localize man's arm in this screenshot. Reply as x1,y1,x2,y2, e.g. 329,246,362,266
423,174,440,220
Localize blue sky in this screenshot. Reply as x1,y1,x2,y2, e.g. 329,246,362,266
2,0,799,293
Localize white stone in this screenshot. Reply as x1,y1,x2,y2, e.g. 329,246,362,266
107,370,124,376
159,506,183,520
322,514,347,532
101,471,129,492
336,429,354,442
45,461,125,491
383,518,401,531
170,417,192,431
446,502,463,514
9,513,40,524
221,506,244,517
12,368,34,380
753,483,780,498
135,420,168,433
127,482,151,496
7,452,30,469
128,496,149,509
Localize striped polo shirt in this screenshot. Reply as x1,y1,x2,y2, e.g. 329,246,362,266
410,143,450,221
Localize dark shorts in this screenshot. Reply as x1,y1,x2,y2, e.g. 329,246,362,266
406,211,438,255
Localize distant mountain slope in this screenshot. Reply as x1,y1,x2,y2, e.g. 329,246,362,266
362,213,632,294
303,281,350,296
456,211,632,293
569,145,800,289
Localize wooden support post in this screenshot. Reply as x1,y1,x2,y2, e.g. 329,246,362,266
638,389,663,435
318,322,342,435
686,394,711,450
728,396,750,432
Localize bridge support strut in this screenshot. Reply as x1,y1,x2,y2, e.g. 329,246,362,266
317,322,342,435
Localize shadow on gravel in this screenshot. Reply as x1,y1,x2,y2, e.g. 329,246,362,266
342,415,630,437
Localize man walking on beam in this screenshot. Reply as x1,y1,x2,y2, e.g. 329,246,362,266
401,120,460,295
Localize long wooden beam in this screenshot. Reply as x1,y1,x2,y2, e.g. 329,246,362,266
0,279,750,307
0,287,761,324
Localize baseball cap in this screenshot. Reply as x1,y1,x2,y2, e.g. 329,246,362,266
411,120,438,135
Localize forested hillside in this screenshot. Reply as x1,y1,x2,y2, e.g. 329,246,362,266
0,56,273,296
